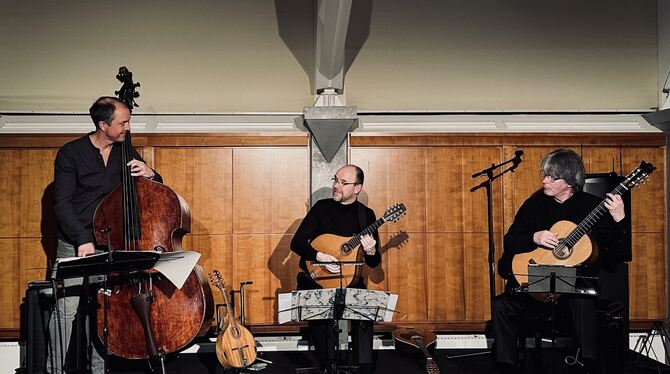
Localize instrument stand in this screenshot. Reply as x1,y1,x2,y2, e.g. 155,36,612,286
512,265,597,374
286,261,394,374
470,152,522,321
459,153,521,362
50,239,161,374
632,320,670,370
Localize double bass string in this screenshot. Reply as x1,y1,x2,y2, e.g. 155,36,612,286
121,132,140,251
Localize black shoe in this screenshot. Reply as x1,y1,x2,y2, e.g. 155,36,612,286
496,362,521,374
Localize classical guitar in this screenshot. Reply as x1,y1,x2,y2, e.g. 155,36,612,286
209,270,257,369
308,203,407,288
392,327,440,374
512,161,655,289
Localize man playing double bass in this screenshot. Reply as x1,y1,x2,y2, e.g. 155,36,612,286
48,97,161,374
290,164,381,374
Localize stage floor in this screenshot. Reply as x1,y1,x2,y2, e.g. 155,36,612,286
104,348,667,374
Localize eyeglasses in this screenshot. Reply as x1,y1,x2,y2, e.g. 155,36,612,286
331,177,359,186
541,173,562,183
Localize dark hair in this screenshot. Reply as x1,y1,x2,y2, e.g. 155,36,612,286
540,149,585,192
350,164,364,185
89,96,128,130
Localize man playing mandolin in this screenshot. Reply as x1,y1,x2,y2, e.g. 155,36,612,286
492,149,629,374
48,97,161,374
290,164,381,374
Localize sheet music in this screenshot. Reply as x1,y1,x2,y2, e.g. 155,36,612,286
277,288,398,324
278,293,292,324
152,251,200,289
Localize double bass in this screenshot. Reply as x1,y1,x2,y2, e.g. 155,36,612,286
93,67,214,360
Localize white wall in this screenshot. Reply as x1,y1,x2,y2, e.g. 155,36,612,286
0,0,658,114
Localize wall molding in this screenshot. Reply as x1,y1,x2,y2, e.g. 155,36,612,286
0,113,661,134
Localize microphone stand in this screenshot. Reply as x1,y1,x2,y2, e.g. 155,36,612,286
471,152,522,318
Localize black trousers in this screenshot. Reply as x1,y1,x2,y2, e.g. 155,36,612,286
309,319,374,369
491,291,598,365
297,273,375,370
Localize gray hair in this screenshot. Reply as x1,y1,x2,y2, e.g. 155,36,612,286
540,149,585,192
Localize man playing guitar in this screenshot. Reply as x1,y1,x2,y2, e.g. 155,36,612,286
290,164,381,374
493,149,630,374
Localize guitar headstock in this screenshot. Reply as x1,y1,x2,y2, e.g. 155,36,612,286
622,161,655,189
209,270,226,293
383,203,407,223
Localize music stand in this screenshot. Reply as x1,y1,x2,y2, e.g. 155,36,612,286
278,287,398,374
51,250,161,374
512,264,598,374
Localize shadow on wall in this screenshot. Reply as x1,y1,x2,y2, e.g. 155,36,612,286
267,219,303,322
274,0,373,94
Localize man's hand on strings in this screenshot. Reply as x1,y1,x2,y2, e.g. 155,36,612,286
533,230,559,249
604,193,625,222
127,159,155,179
316,252,340,274
360,234,377,256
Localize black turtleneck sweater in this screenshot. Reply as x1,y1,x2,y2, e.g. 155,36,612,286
290,198,382,274
499,190,630,285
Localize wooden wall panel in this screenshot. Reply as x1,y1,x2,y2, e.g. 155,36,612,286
233,148,309,235
232,234,299,324
20,149,58,238
622,148,665,233
582,147,621,174
0,134,665,337
267,233,300,320
630,233,666,320
427,233,464,321
352,148,426,234
0,239,20,328
463,233,492,321
234,235,274,324
191,234,233,308
192,149,233,235
0,150,21,237
154,147,234,235
387,233,427,321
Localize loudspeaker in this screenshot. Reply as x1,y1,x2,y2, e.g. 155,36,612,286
24,281,54,374
23,281,87,374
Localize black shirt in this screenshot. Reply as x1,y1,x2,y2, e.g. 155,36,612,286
498,190,630,285
290,198,382,273
53,134,162,248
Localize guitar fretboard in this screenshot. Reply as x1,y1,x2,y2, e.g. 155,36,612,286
346,217,386,249
554,183,628,256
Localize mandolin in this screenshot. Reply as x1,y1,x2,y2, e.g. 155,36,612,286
308,203,406,288
392,327,440,374
209,270,257,369
512,161,655,291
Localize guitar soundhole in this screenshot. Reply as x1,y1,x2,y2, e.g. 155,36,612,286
554,242,572,259
341,243,352,255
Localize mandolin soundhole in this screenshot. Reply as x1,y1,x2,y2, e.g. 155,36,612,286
340,243,352,255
